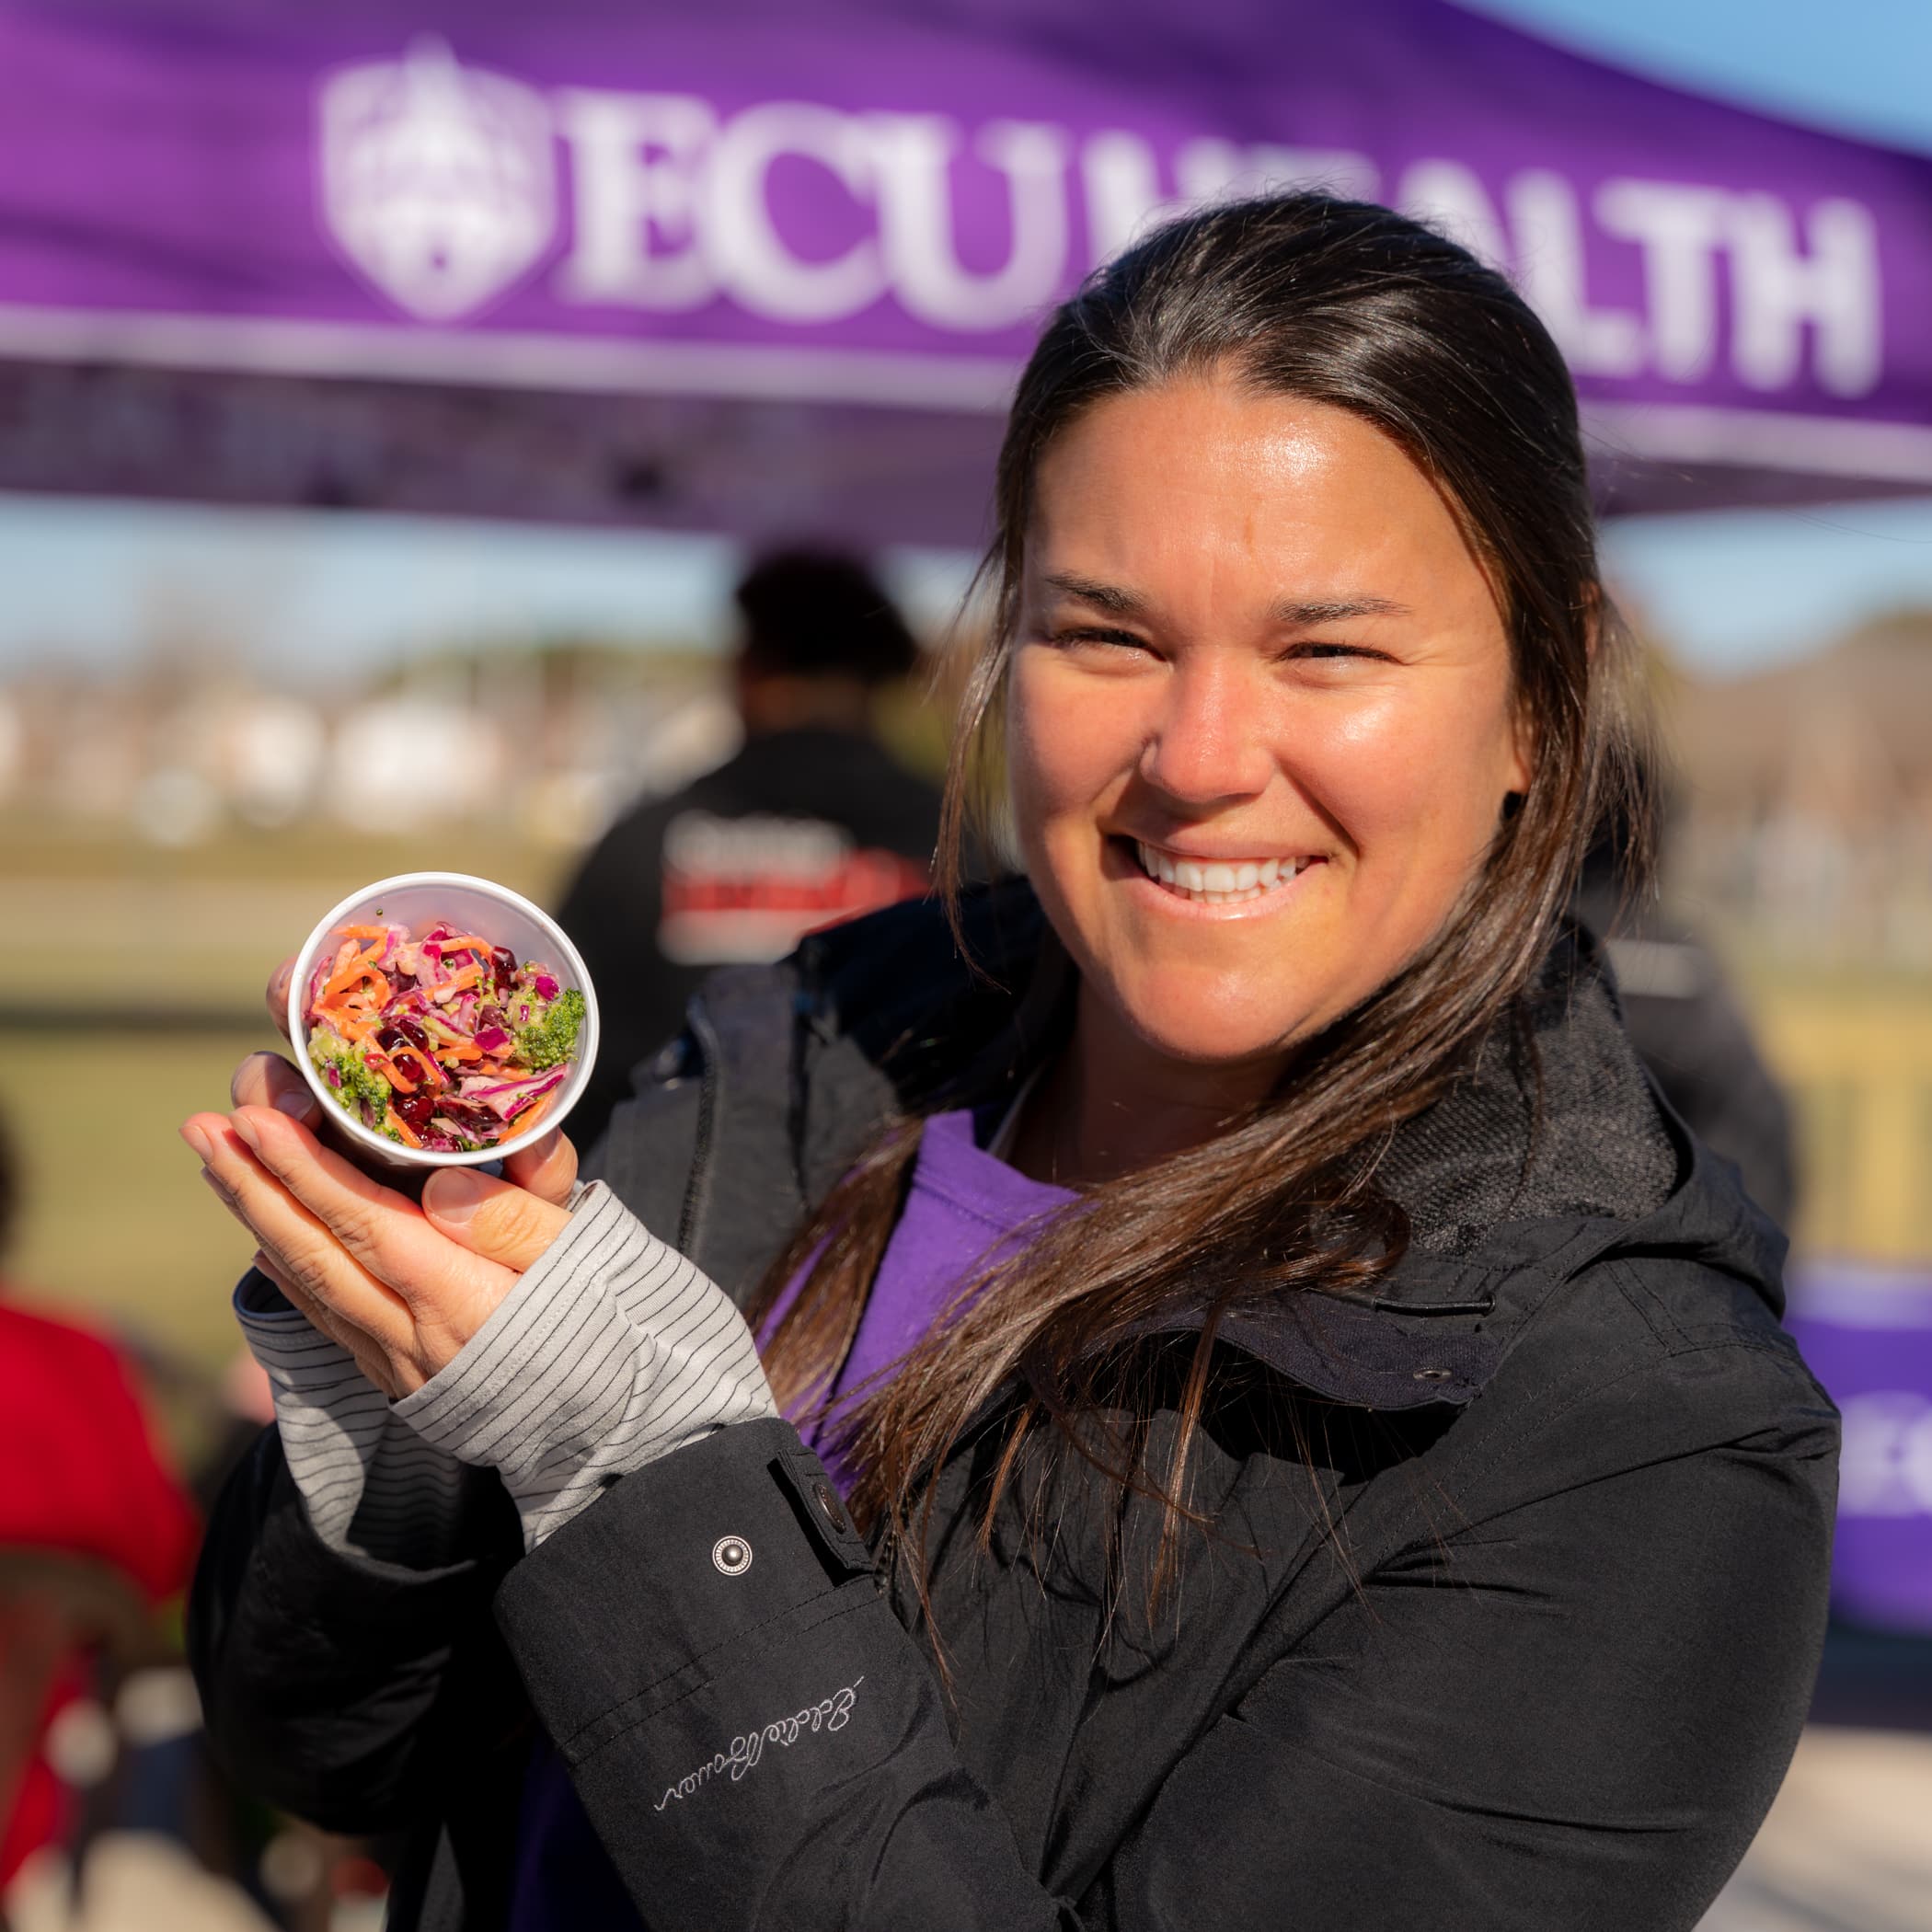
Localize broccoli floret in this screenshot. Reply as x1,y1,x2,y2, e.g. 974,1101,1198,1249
513,986,586,1071
308,1029,394,1130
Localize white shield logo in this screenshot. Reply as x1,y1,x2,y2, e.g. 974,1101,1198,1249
319,38,556,322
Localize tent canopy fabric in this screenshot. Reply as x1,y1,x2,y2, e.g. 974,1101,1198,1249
2,0,1930,543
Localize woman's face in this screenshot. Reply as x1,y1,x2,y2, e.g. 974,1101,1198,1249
1008,376,1531,1075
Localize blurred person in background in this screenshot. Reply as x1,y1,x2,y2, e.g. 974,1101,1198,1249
1575,793,1799,1232
187,198,1836,1932
0,1113,198,1898
557,549,942,1151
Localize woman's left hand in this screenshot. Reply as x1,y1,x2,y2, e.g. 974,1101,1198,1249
181,1056,581,1398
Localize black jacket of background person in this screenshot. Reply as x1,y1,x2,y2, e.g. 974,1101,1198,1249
1573,874,1800,1234
190,884,1837,1932
555,722,943,1154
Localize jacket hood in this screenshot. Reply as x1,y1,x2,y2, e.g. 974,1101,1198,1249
771,880,1788,1411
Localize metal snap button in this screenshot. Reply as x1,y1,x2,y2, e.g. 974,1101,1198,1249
1412,1367,1454,1383
813,1480,849,1534
711,1535,753,1576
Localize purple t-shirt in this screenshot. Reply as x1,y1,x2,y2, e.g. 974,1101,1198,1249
785,1104,1074,1498
507,1106,1071,1930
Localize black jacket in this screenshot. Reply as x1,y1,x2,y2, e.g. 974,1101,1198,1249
190,886,1838,1932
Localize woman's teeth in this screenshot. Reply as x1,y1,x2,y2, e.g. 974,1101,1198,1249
1133,842,1306,905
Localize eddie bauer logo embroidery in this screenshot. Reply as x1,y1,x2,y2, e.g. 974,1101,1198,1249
654,1677,865,1811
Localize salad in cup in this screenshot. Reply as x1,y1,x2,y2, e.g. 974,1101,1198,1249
287,874,599,1167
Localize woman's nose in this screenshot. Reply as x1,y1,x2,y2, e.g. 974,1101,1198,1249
1137,659,1272,806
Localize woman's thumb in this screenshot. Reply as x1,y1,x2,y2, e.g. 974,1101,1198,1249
422,1167,572,1271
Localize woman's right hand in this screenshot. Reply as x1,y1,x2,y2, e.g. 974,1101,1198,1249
185,958,582,1397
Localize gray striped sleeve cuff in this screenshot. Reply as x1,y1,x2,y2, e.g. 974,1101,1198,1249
234,1273,469,1565
393,1180,778,1551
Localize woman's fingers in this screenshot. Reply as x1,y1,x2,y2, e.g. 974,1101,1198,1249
222,1105,522,1370
230,1051,322,1127
248,1246,407,1398
420,1166,574,1272
182,1090,572,1388
186,1111,421,1374
265,956,297,1042
501,1129,578,1207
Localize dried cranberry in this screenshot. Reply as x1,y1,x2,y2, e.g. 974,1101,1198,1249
491,946,517,996
396,1092,437,1133
391,1014,432,1053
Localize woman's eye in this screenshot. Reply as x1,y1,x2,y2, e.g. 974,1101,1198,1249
1282,641,1385,665
1050,627,1155,655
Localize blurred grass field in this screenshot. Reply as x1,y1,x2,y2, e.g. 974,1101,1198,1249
0,817,569,1016
0,1022,270,1370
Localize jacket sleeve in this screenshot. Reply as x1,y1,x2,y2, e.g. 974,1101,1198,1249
491,1351,1835,1932
189,1420,528,1835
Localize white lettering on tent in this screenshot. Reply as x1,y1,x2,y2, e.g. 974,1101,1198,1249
867,115,1072,330
1176,139,1380,209
704,103,887,321
1084,132,1381,264
315,46,1888,401
1397,158,1509,268
1595,180,1731,383
1729,194,1881,397
1506,169,1645,377
1080,131,1170,261
555,89,719,311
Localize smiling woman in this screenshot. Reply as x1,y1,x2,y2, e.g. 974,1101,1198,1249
1011,384,1530,1079
187,195,1834,1932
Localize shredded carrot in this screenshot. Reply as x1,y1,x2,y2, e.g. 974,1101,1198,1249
428,935,495,960
362,1049,417,1095
314,1002,378,1046
325,956,391,1006
385,1106,423,1149
338,924,394,940
512,1089,556,1134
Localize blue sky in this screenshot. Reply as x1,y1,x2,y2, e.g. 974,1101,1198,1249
6,0,1932,683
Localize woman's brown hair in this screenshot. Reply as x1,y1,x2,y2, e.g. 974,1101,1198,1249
752,192,1654,1624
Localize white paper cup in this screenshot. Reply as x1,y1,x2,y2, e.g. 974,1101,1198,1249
287,871,601,1169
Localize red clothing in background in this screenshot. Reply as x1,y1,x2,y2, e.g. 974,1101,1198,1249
0,1299,199,1883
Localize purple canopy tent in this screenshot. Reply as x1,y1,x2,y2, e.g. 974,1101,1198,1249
1,0,1930,543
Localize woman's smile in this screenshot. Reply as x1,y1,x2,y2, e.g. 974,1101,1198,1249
1114,835,1325,914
